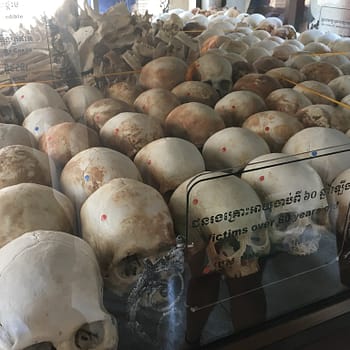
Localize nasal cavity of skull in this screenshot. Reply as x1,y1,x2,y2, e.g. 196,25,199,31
75,321,104,349
24,342,56,350
119,253,143,278
215,236,241,256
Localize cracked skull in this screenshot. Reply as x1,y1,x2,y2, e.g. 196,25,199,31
169,172,270,278
242,153,329,255
0,230,118,350
80,178,176,296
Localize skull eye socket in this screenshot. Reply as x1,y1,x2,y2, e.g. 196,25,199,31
274,212,298,231
75,321,105,349
218,79,232,94
23,343,56,350
118,254,143,278
311,208,328,226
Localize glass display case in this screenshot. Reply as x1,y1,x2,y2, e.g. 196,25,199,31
1,1,350,349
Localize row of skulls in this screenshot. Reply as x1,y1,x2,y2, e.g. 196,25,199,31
1,11,350,349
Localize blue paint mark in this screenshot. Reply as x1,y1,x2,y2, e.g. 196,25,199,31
311,150,318,157
84,175,90,181
34,126,39,132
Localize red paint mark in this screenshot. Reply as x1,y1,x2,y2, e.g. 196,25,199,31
265,126,270,132
231,105,236,109
95,114,100,121
221,146,227,152
259,176,265,182
187,92,191,96
147,159,152,165
193,198,199,205
20,95,24,99
101,214,107,221
202,265,212,274
114,128,119,135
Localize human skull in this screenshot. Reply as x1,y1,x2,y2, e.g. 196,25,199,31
63,85,104,121
293,80,336,105
0,230,118,349
186,53,233,97
80,178,176,296
0,93,18,124
265,88,312,115
242,153,329,255
282,127,350,187
0,183,75,247
84,98,134,131
0,123,37,149
39,122,100,167
22,107,74,141
214,90,267,126
13,82,68,119
165,102,225,148
202,127,270,172
100,112,164,159
133,88,181,124
139,56,188,90
133,137,206,197
171,81,220,107
0,145,54,189
168,171,270,277
242,110,304,152
61,147,142,210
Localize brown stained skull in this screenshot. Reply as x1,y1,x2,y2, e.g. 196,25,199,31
100,112,164,159
233,73,282,99
133,88,181,124
265,88,312,115
165,102,225,148
242,110,304,152
39,122,100,167
171,81,220,107
0,183,76,248
84,97,135,131
214,90,267,127
139,56,188,91
186,53,233,97
0,145,53,189
60,147,142,211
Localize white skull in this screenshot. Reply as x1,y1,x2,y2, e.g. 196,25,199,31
169,171,270,278
202,127,270,172
282,127,350,187
0,183,76,247
80,178,176,296
0,123,37,149
60,147,142,210
186,53,233,97
242,153,329,255
63,85,103,121
0,230,118,349
133,137,205,196
13,82,68,119
22,107,75,141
